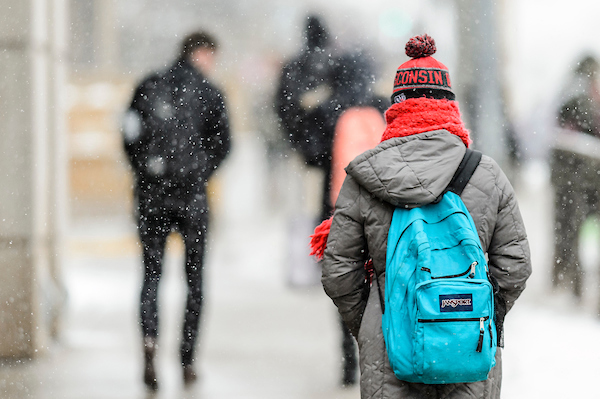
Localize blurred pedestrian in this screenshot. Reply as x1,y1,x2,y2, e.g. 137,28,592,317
275,14,333,163
121,31,230,390
551,54,600,295
276,15,358,385
274,15,333,290
275,14,336,218
277,16,389,386
557,55,600,137
312,34,531,398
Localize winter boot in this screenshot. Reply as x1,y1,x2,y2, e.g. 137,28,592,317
143,337,159,391
183,363,197,386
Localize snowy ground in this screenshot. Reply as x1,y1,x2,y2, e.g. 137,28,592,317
501,160,600,399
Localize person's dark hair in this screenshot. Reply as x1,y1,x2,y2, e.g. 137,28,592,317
304,15,329,50
180,31,218,59
575,55,599,77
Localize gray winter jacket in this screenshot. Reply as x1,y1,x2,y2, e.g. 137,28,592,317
322,130,531,399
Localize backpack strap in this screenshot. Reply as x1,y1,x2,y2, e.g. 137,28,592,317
372,262,385,313
374,148,482,314
431,148,482,203
447,148,482,196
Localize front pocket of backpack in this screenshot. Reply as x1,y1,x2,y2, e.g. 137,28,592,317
414,280,495,383
418,317,494,383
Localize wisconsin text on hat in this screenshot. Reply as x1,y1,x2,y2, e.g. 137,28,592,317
393,68,452,90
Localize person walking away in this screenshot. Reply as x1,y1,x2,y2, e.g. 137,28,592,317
557,55,600,137
275,14,336,218
551,55,600,295
276,16,359,386
121,31,231,391
312,34,531,398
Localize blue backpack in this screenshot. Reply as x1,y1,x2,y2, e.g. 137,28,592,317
377,149,497,384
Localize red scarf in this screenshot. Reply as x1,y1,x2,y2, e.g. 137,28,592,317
380,98,471,146
309,98,470,260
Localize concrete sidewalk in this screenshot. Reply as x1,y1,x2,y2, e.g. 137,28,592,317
0,212,361,399
0,135,361,399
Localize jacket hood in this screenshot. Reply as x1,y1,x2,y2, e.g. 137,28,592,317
345,130,466,208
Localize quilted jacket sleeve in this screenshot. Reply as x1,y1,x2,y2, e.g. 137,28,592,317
322,176,369,337
488,162,532,313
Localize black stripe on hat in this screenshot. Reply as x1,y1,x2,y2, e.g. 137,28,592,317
391,88,455,104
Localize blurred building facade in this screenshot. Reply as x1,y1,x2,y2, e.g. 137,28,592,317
0,0,68,357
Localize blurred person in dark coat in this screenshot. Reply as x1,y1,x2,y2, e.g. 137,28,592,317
276,15,358,384
275,15,337,219
122,31,230,391
277,15,389,385
276,15,334,167
558,55,600,137
551,55,600,295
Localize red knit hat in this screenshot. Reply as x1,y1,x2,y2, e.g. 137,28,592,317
391,34,455,104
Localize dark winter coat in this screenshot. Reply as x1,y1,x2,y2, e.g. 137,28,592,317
276,48,388,219
557,56,600,138
322,130,532,399
275,47,335,168
123,58,230,196
276,48,388,168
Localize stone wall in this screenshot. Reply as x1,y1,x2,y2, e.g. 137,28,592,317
0,0,67,358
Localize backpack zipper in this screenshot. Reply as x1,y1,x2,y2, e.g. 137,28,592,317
417,316,488,323
417,316,489,353
421,261,478,279
476,317,484,352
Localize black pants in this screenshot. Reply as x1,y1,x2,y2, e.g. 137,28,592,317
137,184,209,366
341,316,358,380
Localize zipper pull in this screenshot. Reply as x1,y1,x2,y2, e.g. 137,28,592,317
476,317,484,352
469,261,478,278
489,322,493,348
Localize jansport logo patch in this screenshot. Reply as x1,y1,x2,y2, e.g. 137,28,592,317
439,294,473,312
